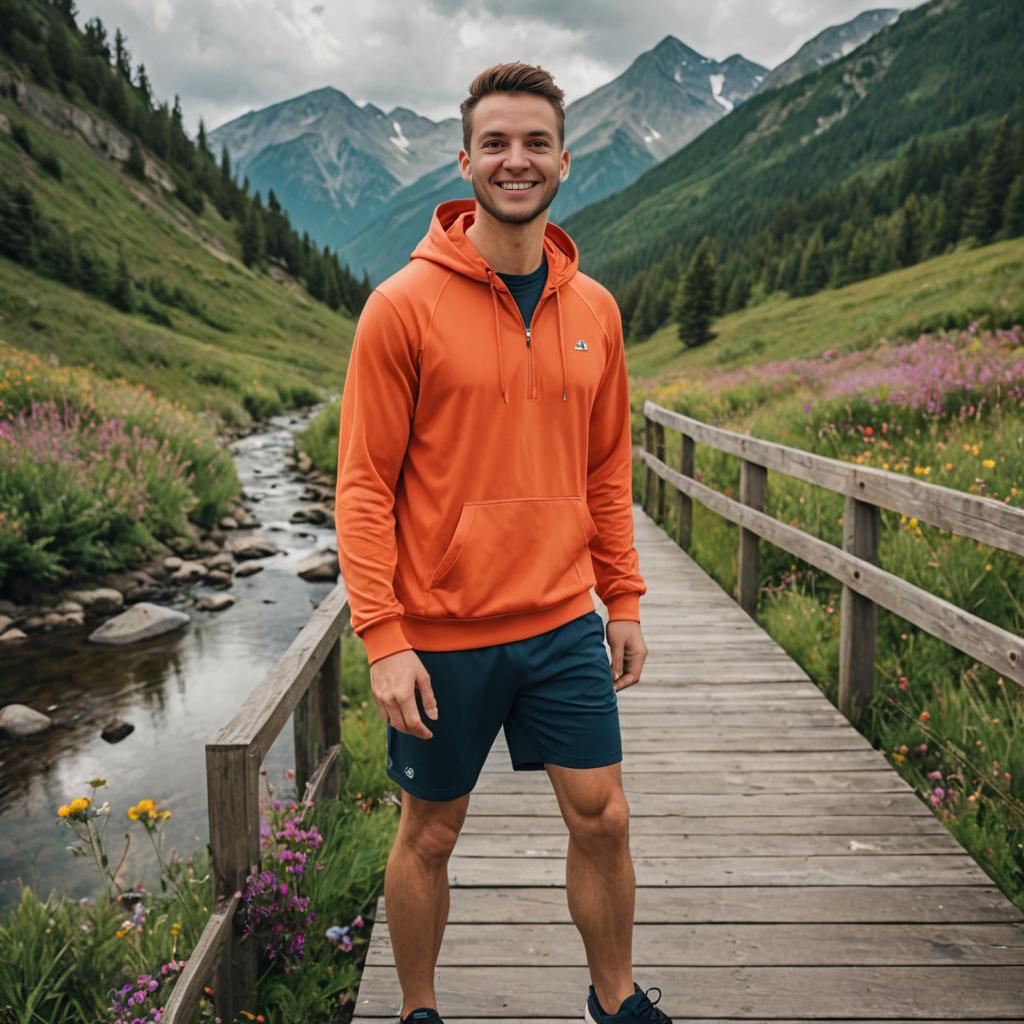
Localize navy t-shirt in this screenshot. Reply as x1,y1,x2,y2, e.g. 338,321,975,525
497,250,548,329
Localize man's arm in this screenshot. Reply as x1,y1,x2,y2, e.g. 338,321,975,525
334,289,418,665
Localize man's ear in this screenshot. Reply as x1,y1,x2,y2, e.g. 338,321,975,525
457,149,472,182
560,148,571,182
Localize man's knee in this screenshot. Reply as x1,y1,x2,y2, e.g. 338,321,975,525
563,788,631,850
396,790,470,863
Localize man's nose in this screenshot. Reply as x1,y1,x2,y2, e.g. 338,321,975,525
503,143,531,170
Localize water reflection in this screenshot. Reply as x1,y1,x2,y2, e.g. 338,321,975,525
0,406,339,910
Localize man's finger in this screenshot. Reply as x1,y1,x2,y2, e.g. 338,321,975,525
398,693,433,739
609,638,625,681
418,672,439,720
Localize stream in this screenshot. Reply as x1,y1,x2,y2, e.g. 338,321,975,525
0,406,340,911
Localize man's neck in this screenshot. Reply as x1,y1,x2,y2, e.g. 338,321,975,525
465,205,548,276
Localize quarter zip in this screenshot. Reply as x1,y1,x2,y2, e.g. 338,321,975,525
497,282,550,401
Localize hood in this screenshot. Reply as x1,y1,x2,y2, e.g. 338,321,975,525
410,199,580,404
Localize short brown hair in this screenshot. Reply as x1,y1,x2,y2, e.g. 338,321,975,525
460,62,565,152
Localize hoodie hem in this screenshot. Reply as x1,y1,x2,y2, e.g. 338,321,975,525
401,590,595,652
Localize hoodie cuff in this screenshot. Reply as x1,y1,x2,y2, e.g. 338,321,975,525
605,593,642,622
361,619,413,665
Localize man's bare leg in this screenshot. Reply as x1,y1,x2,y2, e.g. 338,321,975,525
546,762,635,1015
385,789,470,1018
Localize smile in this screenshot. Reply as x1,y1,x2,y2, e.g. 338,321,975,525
498,182,538,190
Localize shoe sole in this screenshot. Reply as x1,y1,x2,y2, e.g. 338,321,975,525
584,1001,599,1024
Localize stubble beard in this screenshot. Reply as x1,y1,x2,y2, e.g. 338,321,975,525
471,172,561,226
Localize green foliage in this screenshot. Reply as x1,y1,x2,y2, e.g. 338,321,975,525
295,397,341,475
674,235,718,349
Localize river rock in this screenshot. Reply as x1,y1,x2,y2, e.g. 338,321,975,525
198,593,235,612
101,719,134,743
88,602,190,645
0,628,27,643
162,556,184,573
207,570,233,588
55,600,83,615
170,560,208,582
194,539,218,556
0,599,19,618
101,569,164,602
297,549,339,582
205,553,234,571
0,615,13,633
66,588,124,616
61,611,86,628
167,534,199,556
228,536,279,560
234,561,264,577
295,450,312,473
219,515,239,530
0,704,52,737
235,511,260,527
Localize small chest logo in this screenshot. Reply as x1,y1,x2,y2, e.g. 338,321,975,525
404,766,415,779
574,339,589,351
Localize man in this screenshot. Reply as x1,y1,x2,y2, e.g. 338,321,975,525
335,61,667,1024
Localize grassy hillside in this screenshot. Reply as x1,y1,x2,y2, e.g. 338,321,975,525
626,235,1024,384
0,86,355,427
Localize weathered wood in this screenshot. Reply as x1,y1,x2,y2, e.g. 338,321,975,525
369,921,1024,966
355,964,1024,1018
738,457,767,617
838,493,881,722
643,415,654,513
654,420,666,521
677,431,694,550
634,445,1024,687
161,896,237,1024
378,885,1024,924
482,750,888,772
644,399,1024,558
205,745,260,1023
302,743,341,807
318,634,343,799
210,583,350,758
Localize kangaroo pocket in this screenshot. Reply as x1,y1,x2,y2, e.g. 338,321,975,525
425,496,598,619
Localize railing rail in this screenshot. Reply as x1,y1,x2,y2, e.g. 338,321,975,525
637,400,1024,720
163,582,351,1024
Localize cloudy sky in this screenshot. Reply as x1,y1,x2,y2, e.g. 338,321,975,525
74,0,923,136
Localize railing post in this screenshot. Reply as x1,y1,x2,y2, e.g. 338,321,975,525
653,422,666,522
677,433,694,551
737,459,766,617
643,416,654,515
295,635,343,800
319,635,342,800
206,744,260,1022
838,494,881,723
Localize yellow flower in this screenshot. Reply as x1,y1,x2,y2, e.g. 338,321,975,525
127,806,139,821
148,810,157,820
135,798,155,813
892,753,906,765
981,458,995,469
57,805,70,818
69,797,90,813
160,810,172,820
115,928,128,939
984,563,992,571
908,517,918,528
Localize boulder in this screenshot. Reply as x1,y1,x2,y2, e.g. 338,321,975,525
207,570,233,588
196,539,220,556
88,602,190,645
297,549,339,582
198,593,235,612
234,561,264,578
55,600,83,615
162,556,184,573
0,704,52,738
66,588,124,616
0,628,27,643
219,516,239,530
0,615,13,633
227,536,279,560
204,553,234,571
170,560,208,582
167,534,198,556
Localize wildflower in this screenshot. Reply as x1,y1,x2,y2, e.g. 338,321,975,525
58,805,71,818
984,563,992,571
898,676,909,691
927,770,943,781
919,710,930,723
981,458,995,469
918,743,928,754
898,745,909,755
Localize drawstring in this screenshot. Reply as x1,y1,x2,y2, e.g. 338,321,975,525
555,286,567,401
485,268,510,404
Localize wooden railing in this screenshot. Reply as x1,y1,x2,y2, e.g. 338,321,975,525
637,400,1024,719
163,582,351,1024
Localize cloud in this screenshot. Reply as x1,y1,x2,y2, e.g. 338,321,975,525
73,0,923,136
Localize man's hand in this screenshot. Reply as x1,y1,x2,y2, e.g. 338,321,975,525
606,619,647,692
369,649,438,739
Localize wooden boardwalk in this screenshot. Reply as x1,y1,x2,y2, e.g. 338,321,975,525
353,506,1024,1023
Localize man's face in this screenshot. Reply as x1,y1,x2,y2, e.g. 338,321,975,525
458,92,570,226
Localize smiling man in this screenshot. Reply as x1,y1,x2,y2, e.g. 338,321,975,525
335,62,663,1024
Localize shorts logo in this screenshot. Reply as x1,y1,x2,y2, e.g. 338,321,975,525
574,339,589,351
404,766,415,779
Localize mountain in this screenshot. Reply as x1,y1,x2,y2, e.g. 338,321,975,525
208,87,461,245
561,0,1024,331
343,36,767,283
757,8,901,93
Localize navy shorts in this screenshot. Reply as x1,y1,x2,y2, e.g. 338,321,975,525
385,610,622,801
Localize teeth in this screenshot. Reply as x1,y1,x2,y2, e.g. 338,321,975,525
500,182,535,190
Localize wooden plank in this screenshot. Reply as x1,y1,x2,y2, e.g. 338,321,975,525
355,963,1024,1017
457,815,949,837
464,792,931,818
378,886,1024,924
367,921,1024,967
482,750,889,772
357,1019,1024,1024
450,833,964,859
471,770,911,795
446,854,990,887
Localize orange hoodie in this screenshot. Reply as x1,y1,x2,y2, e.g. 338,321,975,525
334,198,646,665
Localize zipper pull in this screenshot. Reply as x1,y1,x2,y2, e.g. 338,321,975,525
525,327,532,348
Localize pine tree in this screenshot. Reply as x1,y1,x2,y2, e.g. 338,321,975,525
963,116,1014,245
674,236,718,350
46,21,75,83
240,206,266,267
1002,174,1024,239
796,229,828,296
135,63,152,109
110,245,136,311
113,28,131,81
125,136,146,180
895,194,922,266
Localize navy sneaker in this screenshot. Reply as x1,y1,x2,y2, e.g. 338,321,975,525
400,1009,443,1024
585,983,671,1024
